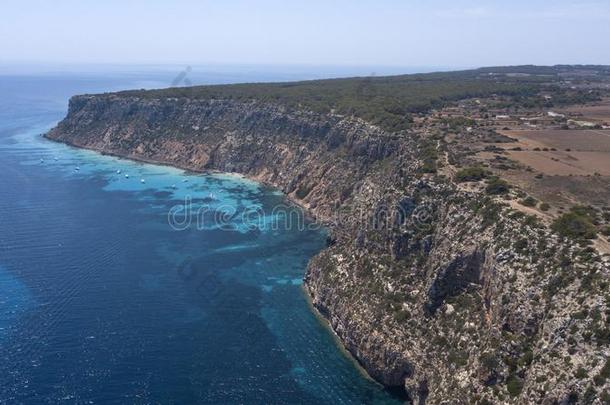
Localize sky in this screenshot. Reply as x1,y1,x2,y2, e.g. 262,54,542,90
1,0,610,69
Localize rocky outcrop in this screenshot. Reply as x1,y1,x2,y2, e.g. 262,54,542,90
426,248,486,315
47,93,610,404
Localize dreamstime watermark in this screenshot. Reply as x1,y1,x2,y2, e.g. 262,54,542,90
168,197,315,232
167,195,435,234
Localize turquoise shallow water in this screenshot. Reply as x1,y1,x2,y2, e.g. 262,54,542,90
0,72,400,403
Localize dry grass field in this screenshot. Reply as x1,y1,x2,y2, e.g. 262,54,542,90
498,129,610,176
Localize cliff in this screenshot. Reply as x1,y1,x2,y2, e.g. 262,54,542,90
47,91,610,404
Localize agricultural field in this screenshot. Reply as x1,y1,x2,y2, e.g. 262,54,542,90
558,99,610,125
498,129,610,176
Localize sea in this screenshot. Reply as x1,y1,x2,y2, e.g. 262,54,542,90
0,66,403,403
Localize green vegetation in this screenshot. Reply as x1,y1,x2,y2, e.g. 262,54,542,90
455,166,488,182
474,198,504,229
570,205,599,222
393,310,410,322
485,177,510,195
506,374,524,397
479,352,500,370
540,202,551,212
295,184,312,199
552,206,598,240
518,349,534,367
419,140,439,173
514,238,529,253
575,367,589,379
448,349,469,367
595,358,610,386
441,116,476,131
116,67,551,132
520,196,538,207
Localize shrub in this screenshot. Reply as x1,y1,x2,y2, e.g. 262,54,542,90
600,358,610,379
506,375,524,397
448,349,469,367
575,367,588,379
514,238,528,253
520,196,538,207
519,349,534,367
420,142,438,174
455,166,488,182
480,201,503,228
480,352,500,370
540,203,551,212
486,177,510,195
295,184,312,199
394,310,410,322
570,205,598,223
552,212,597,240
595,358,610,386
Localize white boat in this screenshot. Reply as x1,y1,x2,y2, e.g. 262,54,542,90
171,184,176,189
140,179,146,184
117,170,121,174
125,174,129,178
40,158,44,163
53,157,58,161
75,166,80,171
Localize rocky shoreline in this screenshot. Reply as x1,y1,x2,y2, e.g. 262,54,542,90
47,93,610,404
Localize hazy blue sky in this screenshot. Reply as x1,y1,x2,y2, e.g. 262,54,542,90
2,0,609,68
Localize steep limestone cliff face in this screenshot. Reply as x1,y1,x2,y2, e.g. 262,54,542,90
48,95,401,221
47,94,610,404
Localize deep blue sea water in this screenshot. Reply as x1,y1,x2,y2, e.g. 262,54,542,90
0,70,400,403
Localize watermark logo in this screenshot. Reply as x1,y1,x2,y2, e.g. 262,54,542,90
167,195,435,235
167,197,317,232
412,205,434,230
171,66,193,88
